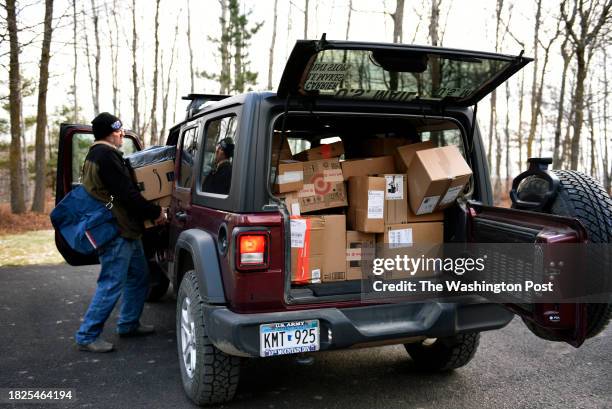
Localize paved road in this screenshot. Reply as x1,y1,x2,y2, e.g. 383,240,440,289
0,264,610,409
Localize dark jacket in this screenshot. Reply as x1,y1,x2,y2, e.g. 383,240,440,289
82,142,160,239
202,160,232,194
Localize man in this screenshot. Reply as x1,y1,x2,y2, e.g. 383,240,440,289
202,137,234,194
75,112,165,353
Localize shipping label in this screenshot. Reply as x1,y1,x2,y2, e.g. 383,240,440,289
388,228,413,249
367,190,385,219
416,195,440,215
385,175,404,200
298,184,315,197
278,171,304,184
439,185,464,206
290,219,307,248
323,168,344,182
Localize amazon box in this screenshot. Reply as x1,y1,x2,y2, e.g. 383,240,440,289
291,215,346,284
285,158,347,214
341,155,396,181
408,146,472,215
274,160,304,193
293,141,344,161
346,231,375,280
377,222,443,278
348,176,386,233
381,174,409,225
394,141,436,173
133,160,174,201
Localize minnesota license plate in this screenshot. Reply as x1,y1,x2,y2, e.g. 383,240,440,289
259,320,320,357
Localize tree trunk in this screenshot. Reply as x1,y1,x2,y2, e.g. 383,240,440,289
602,50,610,192
516,69,525,171
231,0,243,93
389,0,405,90
6,0,26,213
131,0,140,135
187,0,195,92
106,0,120,114
219,0,230,94
345,0,352,40
32,0,54,213
526,0,542,160
267,0,278,90
504,80,511,193
304,0,309,39
570,49,587,170
72,0,78,122
90,0,100,115
160,16,179,142
553,38,571,169
149,0,161,145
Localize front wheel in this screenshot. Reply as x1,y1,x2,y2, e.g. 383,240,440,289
404,333,480,371
176,270,240,406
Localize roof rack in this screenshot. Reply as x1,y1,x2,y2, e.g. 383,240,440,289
182,93,231,120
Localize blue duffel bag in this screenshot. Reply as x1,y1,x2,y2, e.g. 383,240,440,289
50,186,119,254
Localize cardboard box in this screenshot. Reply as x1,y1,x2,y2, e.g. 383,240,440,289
405,207,444,223
293,141,344,161
143,196,172,228
274,160,304,193
346,231,375,280
285,158,347,214
394,141,436,173
347,176,386,233
133,160,175,201
407,146,472,215
381,174,408,225
290,215,346,284
341,155,396,181
376,222,443,278
357,137,412,157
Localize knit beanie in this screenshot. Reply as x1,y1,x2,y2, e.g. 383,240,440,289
91,112,122,140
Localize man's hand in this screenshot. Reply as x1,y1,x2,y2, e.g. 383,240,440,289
154,207,168,225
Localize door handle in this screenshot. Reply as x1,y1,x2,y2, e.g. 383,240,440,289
175,211,187,222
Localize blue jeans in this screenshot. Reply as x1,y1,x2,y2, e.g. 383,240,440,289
75,236,149,345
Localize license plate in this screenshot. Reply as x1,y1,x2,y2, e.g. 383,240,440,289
259,320,320,357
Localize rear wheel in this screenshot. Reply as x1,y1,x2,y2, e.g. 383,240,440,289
404,333,480,371
518,170,612,339
176,270,240,405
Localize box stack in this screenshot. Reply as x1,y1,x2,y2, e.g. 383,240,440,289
276,137,472,285
125,146,176,228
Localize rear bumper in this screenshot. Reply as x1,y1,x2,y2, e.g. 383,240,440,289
204,301,514,357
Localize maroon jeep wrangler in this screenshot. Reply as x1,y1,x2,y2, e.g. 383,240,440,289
55,40,611,406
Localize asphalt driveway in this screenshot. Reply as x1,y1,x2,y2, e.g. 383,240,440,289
0,264,610,408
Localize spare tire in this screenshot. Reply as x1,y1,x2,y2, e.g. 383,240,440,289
517,170,612,339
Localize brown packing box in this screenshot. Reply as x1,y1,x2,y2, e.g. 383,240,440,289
341,155,396,181
394,141,436,173
346,231,375,280
376,222,444,279
133,160,175,201
381,174,408,225
347,176,386,233
405,207,444,223
285,158,347,214
357,137,413,157
407,146,472,215
274,160,304,193
143,196,172,229
293,141,344,161
290,215,346,284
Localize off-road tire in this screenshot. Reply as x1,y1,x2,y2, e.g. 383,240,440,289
176,270,240,406
404,333,480,371
520,170,612,339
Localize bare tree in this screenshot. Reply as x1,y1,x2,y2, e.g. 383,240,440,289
345,0,353,40
429,0,440,46
561,0,612,170
105,0,120,114
89,0,101,114
32,0,54,213
267,0,278,90
6,0,26,213
186,0,195,92
525,0,542,159
131,0,140,134
219,0,231,94
553,35,573,168
149,0,161,145
304,0,309,39
160,14,179,142
602,49,610,191
72,0,78,122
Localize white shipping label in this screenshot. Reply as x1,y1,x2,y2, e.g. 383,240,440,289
385,175,404,200
440,185,464,206
388,228,413,249
278,171,304,184
291,203,301,216
416,195,440,215
311,268,321,284
298,184,315,197
367,190,385,219
323,168,344,182
346,248,363,261
290,219,307,248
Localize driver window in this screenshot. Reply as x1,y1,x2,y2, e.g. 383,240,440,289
201,115,238,195
178,126,199,188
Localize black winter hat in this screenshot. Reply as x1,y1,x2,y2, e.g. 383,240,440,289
217,137,234,158
91,112,122,140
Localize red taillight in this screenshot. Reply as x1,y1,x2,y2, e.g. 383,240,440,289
237,233,269,270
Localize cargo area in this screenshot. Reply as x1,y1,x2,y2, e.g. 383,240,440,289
268,112,474,301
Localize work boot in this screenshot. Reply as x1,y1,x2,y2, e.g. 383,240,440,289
118,324,156,338
77,338,114,353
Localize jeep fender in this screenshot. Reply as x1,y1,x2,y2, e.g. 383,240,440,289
173,229,226,305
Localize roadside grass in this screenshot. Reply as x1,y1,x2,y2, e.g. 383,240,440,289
0,229,64,267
